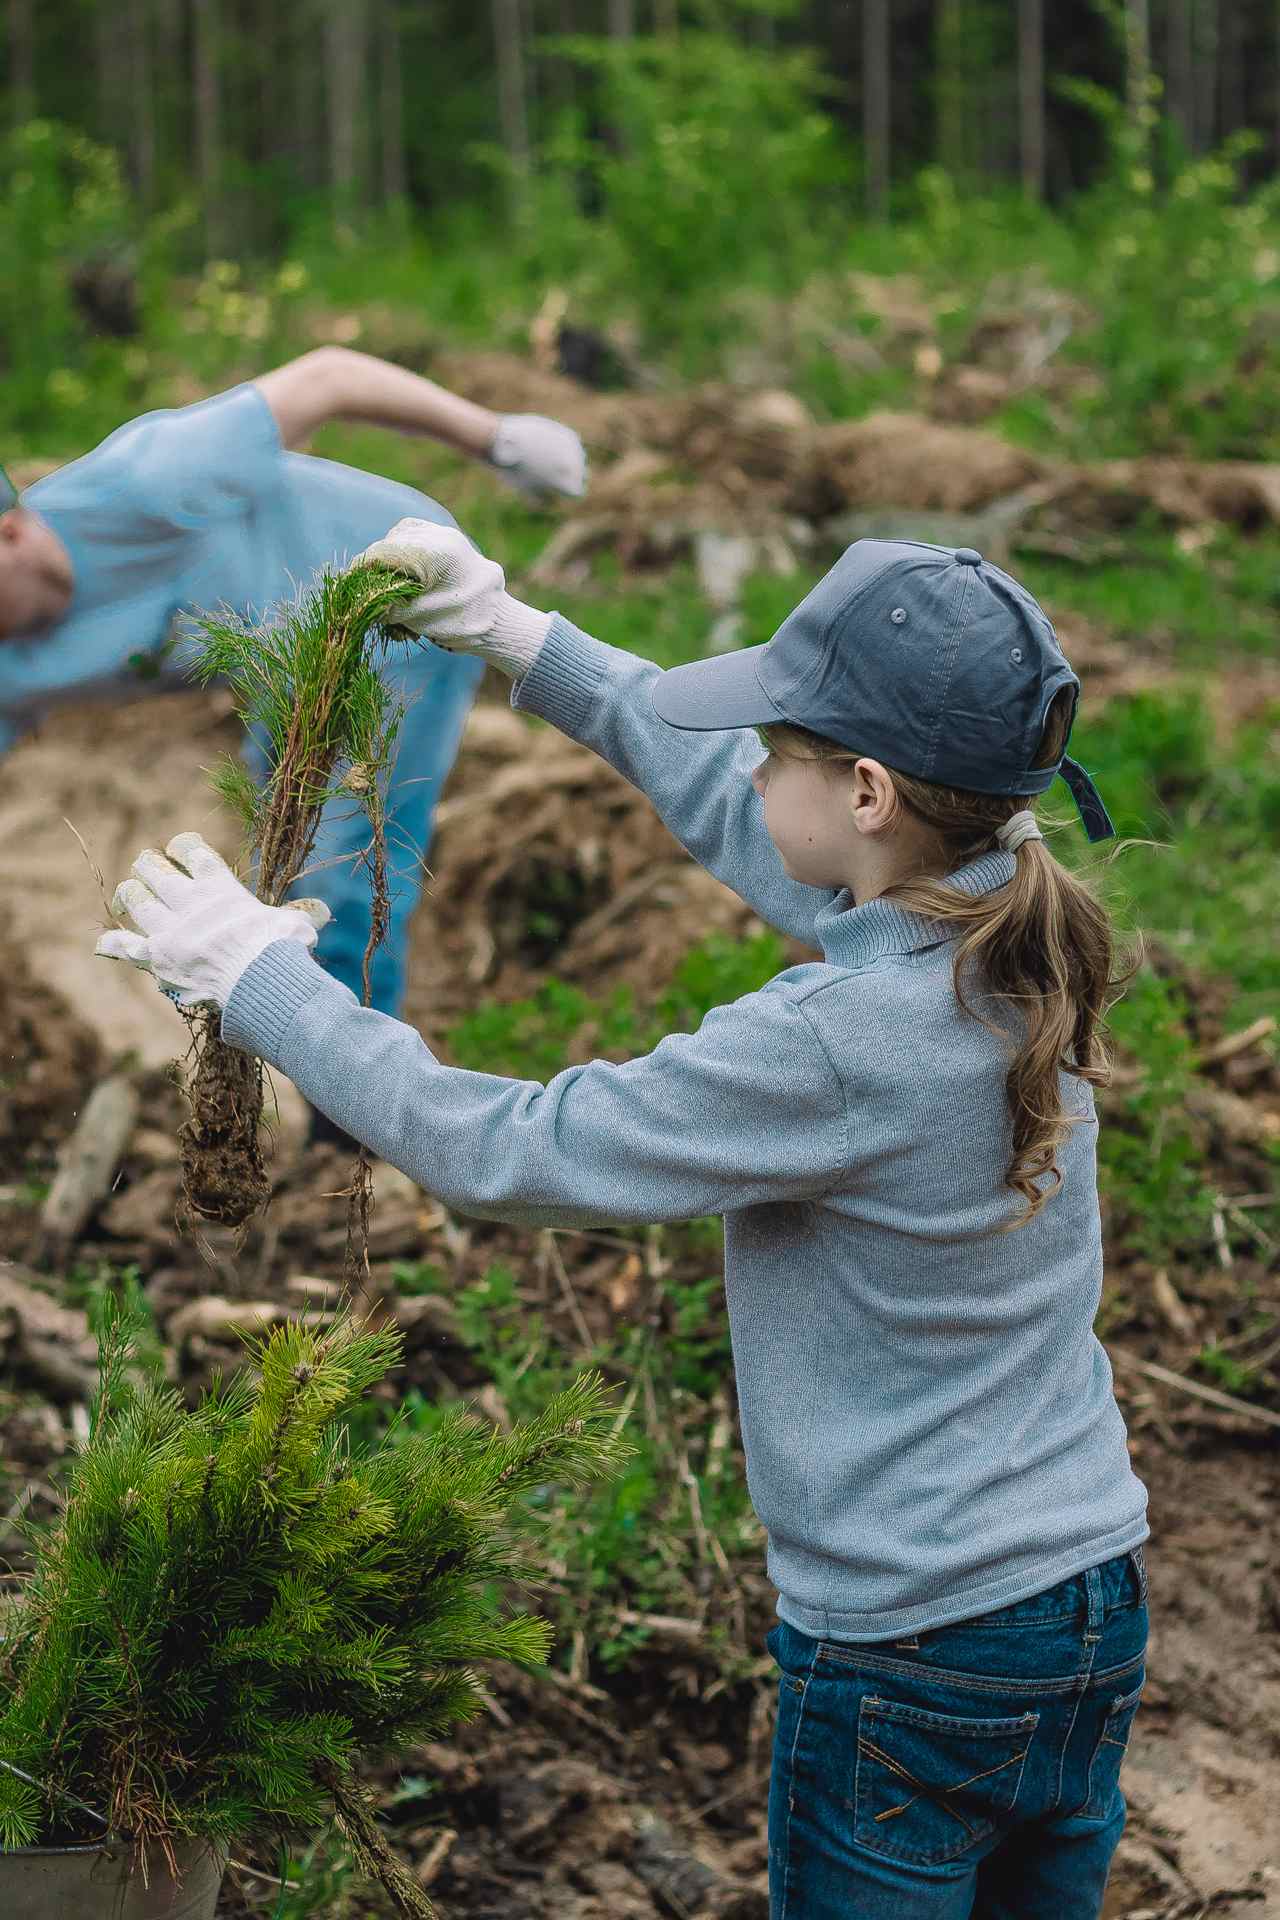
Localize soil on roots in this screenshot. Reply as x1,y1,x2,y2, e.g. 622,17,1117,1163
178,1016,271,1228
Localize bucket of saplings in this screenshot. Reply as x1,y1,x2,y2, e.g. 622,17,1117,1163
0,1302,628,1918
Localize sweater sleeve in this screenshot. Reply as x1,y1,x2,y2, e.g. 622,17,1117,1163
223,940,849,1227
512,617,836,946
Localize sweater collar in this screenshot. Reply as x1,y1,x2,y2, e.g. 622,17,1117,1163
813,849,1015,969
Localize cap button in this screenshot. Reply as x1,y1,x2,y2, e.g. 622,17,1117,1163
955,547,983,566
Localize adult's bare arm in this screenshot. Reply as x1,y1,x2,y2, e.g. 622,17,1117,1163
253,346,499,456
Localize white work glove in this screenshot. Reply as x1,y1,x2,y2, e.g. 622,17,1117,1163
94,832,331,1014
360,520,552,680
488,413,587,499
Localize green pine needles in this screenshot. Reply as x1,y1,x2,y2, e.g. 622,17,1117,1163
175,562,421,1229
0,1303,629,1912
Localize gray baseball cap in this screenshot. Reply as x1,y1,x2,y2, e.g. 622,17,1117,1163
651,539,1114,842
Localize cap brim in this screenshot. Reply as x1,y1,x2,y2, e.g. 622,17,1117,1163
650,644,785,733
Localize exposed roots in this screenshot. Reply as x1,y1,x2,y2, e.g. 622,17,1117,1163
178,1014,270,1228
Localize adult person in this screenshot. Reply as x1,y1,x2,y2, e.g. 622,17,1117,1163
0,346,586,1047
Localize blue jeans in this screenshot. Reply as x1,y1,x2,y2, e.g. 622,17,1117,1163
766,1549,1148,1919
245,643,483,1015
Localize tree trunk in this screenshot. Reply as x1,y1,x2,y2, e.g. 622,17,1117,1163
129,0,157,208
325,0,367,216
607,0,634,36
379,0,406,203
1018,0,1044,197
1216,0,1244,141
7,0,34,123
492,0,530,213
1165,0,1193,149
155,0,183,192
653,0,678,40
1125,0,1150,151
1193,0,1217,153
191,0,222,255
935,0,967,180
862,0,890,219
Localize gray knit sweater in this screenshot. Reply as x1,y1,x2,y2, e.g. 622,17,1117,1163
224,615,1148,1640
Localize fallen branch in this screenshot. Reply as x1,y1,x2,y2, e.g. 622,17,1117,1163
1113,1349,1280,1430
1195,1015,1277,1067
37,1073,139,1257
0,1263,99,1402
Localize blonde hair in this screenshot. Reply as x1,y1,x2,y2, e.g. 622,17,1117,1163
761,693,1134,1228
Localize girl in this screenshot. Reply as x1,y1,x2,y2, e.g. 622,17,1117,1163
98,525,1150,1918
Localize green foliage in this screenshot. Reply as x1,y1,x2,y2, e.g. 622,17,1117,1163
1067,689,1280,1018
0,122,137,440
192,562,419,898
532,35,845,346
0,1303,627,1854
1069,132,1280,458
446,929,785,1082
1195,1340,1263,1400
1098,972,1214,1262
396,1234,759,1675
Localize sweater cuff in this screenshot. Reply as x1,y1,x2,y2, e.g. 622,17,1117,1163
511,614,609,737
222,937,349,1061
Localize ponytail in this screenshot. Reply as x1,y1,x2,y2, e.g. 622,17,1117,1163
762,692,1133,1227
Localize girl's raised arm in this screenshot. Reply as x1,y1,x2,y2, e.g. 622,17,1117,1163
360,521,836,946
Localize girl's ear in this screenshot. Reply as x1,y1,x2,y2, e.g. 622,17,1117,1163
848,757,899,836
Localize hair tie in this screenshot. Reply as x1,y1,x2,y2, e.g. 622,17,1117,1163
996,810,1044,853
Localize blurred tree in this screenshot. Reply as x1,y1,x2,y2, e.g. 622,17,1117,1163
128,0,156,208
379,0,407,203
191,0,222,254
326,0,367,216
863,0,889,217
1166,0,1194,150
1019,0,1045,196
7,0,34,124
493,0,531,208
1194,0,1218,151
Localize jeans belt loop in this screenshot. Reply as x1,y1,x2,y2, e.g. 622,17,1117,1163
1083,1564,1104,1645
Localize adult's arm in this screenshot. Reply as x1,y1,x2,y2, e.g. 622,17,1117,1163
253,347,499,456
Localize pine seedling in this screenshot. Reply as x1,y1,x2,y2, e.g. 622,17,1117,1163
170,562,420,1229
0,1299,631,1916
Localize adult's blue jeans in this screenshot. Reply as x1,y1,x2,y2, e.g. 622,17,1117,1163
245,642,484,1015
767,1548,1148,1918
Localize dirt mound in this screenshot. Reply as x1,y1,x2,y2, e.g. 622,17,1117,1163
431,349,1280,550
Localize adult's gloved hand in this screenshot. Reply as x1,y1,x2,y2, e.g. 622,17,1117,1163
488,413,587,499
359,519,552,680
94,832,330,1013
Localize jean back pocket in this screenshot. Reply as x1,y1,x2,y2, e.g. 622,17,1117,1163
855,1695,1038,1866
1083,1677,1144,1820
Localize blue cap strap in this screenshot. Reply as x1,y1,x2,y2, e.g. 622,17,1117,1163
1059,755,1115,843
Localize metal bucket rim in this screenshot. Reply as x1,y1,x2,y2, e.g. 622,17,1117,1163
1,1835,223,1860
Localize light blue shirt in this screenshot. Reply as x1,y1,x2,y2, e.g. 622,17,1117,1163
223,615,1150,1641
1,383,455,754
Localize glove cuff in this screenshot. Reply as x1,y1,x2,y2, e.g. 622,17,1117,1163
487,415,529,471
484,594,555,680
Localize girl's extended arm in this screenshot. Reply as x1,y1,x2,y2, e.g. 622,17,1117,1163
224,940,849,1228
